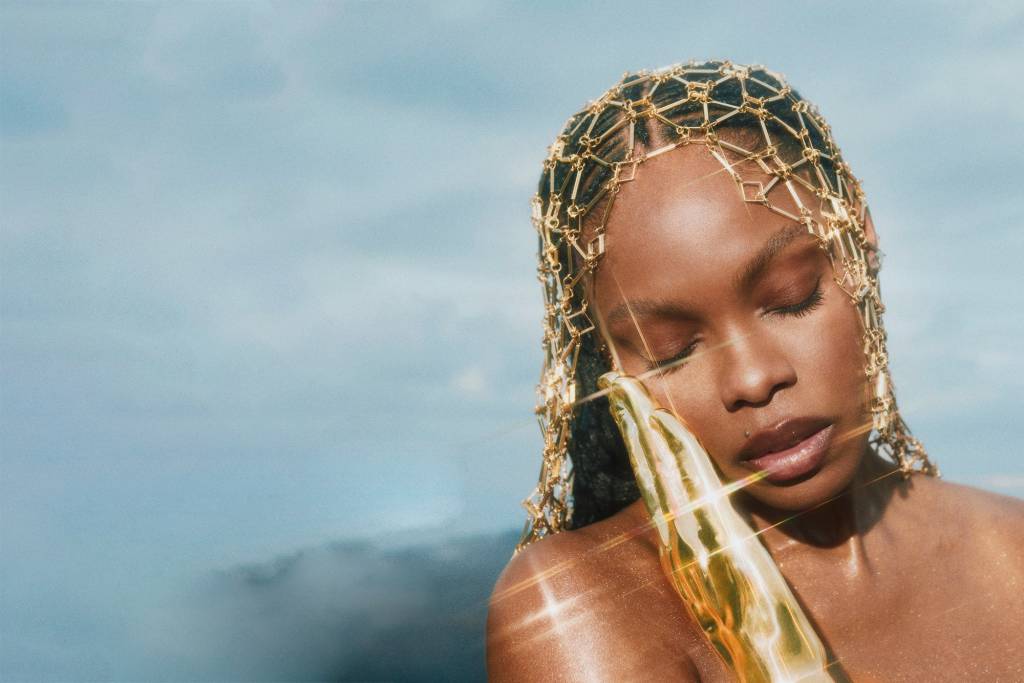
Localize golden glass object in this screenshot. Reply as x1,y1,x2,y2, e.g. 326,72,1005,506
519,61,938,548
600,371,841,683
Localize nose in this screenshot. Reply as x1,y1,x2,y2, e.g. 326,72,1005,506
717,330,797,412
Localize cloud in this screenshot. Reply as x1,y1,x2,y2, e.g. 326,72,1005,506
453,366,488,398
139,529,519,682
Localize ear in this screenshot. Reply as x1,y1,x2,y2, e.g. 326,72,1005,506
862,205,879,249
861,205,882,275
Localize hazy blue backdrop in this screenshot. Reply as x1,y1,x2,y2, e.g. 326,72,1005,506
2,1,1022,680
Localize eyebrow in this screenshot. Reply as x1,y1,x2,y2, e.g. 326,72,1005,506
603,223,811,327
734,222,809,292
604,298,693,326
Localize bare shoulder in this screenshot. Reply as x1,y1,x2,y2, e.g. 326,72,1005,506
486,506,702,682
906,473,1024,534
485,525,621,683
487,525,600,629
900,474,1024,575
893,474,1024,672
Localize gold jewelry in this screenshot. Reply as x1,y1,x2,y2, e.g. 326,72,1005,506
602,372,838,681
518,60,938,550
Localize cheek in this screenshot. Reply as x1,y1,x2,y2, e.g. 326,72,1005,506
805,290,869,401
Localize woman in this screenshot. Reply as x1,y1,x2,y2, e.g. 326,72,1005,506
487,62,1024,681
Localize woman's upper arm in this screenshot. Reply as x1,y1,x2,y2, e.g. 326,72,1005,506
485,538,700,682
485,543,582,682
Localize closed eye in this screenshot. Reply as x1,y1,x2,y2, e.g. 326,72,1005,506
643,278,823,374
645,338,699,373
767,277,824,318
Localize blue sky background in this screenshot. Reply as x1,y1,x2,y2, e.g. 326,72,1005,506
2,1,1022,680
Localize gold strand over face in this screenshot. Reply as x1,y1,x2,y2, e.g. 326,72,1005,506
520,60,938,549
601,372,841,682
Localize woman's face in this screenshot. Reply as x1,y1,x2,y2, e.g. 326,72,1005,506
590,144,873,511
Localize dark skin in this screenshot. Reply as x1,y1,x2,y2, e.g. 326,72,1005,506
487,145,1024,681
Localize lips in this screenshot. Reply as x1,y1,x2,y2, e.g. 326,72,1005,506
737,417,835,483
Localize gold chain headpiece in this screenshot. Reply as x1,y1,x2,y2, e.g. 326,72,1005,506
519,60,938,549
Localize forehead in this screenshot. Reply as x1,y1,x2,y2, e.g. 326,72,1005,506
596,144,816,286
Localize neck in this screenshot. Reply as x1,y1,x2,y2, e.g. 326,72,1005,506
740,450,903,554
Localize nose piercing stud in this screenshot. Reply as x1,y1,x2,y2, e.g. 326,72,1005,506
744,430,751,438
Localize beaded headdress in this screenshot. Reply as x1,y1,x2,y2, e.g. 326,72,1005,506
519,60,938,549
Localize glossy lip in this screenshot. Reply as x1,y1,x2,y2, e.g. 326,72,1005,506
737,418,835,484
